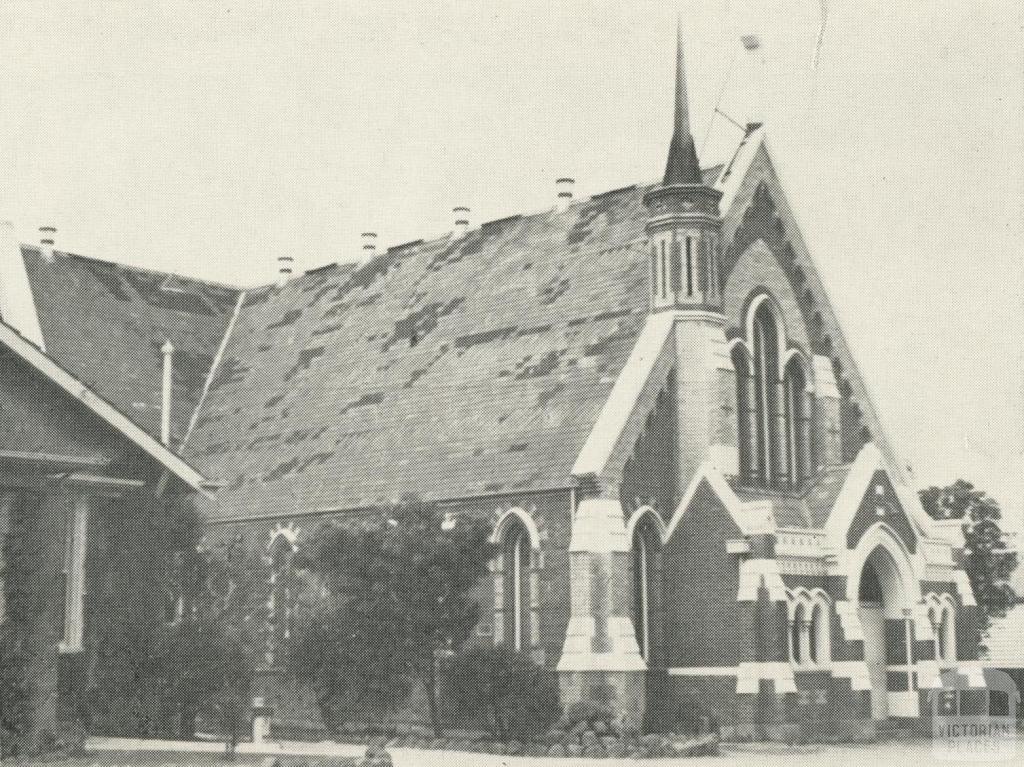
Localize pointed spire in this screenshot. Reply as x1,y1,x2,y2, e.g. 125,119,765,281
663,16,703,185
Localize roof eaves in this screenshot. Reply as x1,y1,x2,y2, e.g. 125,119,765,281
0,318,208,491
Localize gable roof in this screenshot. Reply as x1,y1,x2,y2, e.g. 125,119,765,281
0,318,207,490
185,180,705,521
21,246,240,446
10,127,896,526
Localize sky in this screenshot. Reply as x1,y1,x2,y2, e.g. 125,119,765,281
1,1,1021,526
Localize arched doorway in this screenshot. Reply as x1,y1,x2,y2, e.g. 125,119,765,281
857,544,914,719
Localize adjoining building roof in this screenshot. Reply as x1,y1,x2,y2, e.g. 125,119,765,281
0,318,208,490
984,603,1024,668
21,246,240,446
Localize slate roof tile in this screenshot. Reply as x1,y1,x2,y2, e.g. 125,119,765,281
22,247,240,446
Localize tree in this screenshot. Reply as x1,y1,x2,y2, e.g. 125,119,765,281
0,492,37,758
920,480,1018,634
88,491,257,739
292,501,495,736
443,645,561,742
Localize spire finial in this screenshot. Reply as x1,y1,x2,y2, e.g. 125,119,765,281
663,15,702,185
674,15,689,138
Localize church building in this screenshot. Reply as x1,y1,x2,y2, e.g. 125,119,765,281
0,25,985,742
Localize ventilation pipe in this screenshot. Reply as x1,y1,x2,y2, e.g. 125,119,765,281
276,252,294,287
39,226,56,262
555,178,575,212
360,232,377,264
161,340,174,446
452,207,470,239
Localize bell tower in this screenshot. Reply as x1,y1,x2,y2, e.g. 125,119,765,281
644,21,724,313
645,20,736,489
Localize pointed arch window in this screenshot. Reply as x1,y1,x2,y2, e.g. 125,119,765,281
787,590,831,666
732,345,758,485
928,594,957,664
630,512,662,661
494,513,537,653
784,356,812,487
267,531,299,666
737,297,814,490
751,302,783,487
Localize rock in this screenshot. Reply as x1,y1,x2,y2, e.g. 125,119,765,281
524,743,547,757
606,741,626,758
565,743,584,757
691,734,719,756
428,737,446,749
581,730,599,749
582,743,607,758
547,743,568,757
592,719,609,735
506,740,523,755
570,720,589,735
639,733,662,748
544,728,567,745
599,735,618,749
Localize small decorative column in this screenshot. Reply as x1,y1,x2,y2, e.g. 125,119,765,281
557,494,646,730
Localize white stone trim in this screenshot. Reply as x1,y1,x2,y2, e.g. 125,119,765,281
737,662,796,695
0,320,208,491
829,660,873,691
953,569,977,606
744,291,788,372
835,599,864,642
556,616,647,673
571,311,677,477
667,666,739,677
811,354,840,399
491,507,541,551
844,521,923,611
782,348,815,394
665,461,776,542
268,522,300,551
737,558,786,602
726,538,751,554
624,506,666,545
568,498,629,553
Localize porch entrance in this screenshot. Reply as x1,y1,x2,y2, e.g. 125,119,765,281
857,545,918,719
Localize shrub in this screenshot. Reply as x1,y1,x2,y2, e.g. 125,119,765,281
559,700,615,731
443,645,561,742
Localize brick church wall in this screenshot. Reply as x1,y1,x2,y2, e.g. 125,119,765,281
201,487,574,734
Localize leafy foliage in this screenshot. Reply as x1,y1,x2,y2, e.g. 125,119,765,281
88,491,257,738
443,644,562,741
292,501,495,735
0,491,38,757
920,480,1018,634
